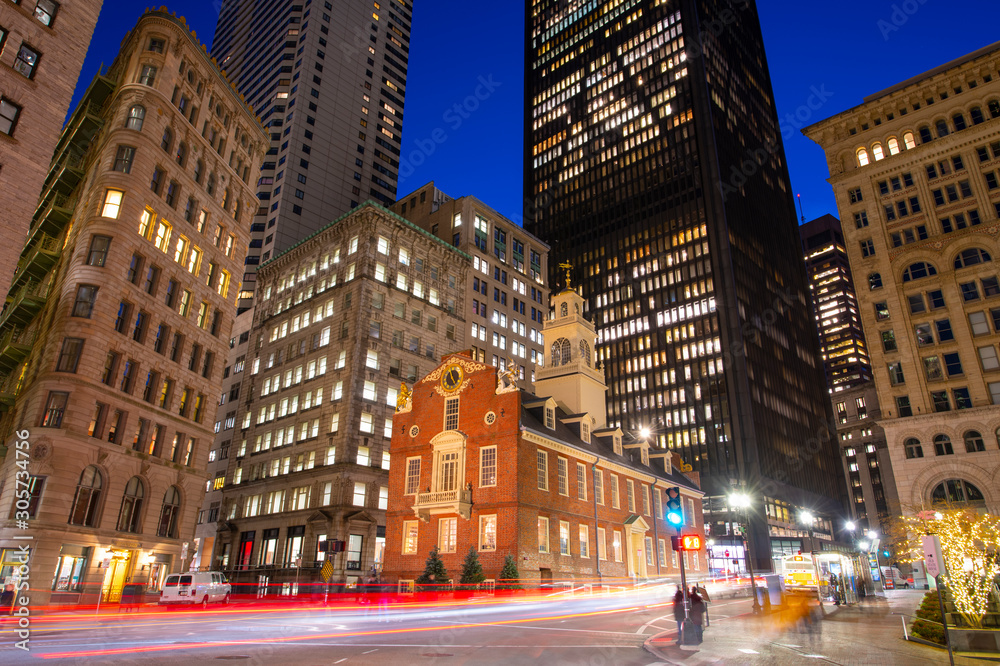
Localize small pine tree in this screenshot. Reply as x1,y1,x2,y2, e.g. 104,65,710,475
911,591,947,646
458,546,486,590
415,546,450,592
498,553,522,590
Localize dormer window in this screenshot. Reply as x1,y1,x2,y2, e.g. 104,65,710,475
613,435,622,456
581,421,590,443
545,406,555,430
641,447,649,466
445,397,459,431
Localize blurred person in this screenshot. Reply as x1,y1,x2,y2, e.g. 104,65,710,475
672,587,686,641
689,591,705,644
1,583,14,613
693,584,711,626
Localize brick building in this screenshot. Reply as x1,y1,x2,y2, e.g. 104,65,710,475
0,11,266,606
383,284,704,586
0,0,102,286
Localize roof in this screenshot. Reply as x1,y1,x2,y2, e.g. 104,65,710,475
517,389,702,493
863,40,1000,103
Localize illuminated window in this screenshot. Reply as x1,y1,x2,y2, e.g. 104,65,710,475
102,189,124,218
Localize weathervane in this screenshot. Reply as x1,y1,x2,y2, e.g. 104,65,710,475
558,261,573,288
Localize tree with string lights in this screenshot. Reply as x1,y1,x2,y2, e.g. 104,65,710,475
896,508,1000,629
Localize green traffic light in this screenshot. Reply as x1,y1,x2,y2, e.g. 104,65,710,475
667,511,682,525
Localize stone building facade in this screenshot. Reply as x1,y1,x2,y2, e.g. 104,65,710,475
0,11,266,606
211,202,467,594
391,182,550,390
0,0,102,287
383,286,705,587
805,42,1000,518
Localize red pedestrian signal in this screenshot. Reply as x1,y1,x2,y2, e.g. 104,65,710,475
680,535,702,551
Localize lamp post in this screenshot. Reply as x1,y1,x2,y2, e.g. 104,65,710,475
800,510,823,603
729,493,762,614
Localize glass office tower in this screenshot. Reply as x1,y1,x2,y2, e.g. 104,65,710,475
525,0,846,566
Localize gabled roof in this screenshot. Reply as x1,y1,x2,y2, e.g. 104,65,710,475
518,389,701,492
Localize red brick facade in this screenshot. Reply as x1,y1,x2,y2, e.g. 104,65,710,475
384,351,705,586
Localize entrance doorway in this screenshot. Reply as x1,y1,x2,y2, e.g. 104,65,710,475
100,550,133,603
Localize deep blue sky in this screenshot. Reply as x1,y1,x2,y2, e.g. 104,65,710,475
71,1,1000,226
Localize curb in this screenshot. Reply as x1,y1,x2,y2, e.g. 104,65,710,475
643,630,682,665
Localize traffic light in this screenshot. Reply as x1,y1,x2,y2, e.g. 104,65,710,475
882,549,891,559
665,487,683,525
671,534,702,551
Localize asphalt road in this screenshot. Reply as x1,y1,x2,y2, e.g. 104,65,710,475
0,584,732,665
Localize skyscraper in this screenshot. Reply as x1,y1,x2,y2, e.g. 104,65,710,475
524,0,845,566
0,0,103,287
800,215,897,532
213,0,412,312
0,10,266,607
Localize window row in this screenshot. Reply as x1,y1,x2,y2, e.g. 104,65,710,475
65,466,181,537
903,430,998,459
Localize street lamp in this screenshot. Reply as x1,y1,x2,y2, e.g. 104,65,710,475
845,521,857,532
728,493,762,614
799,510,823,603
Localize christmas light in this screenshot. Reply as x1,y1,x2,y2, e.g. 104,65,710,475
898,508,1000,628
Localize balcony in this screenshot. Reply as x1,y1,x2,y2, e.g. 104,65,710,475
9,233,62,294
0,371,20,411
0,328,35,374
31,193,76,239
412,487,472,522
0,280,50,331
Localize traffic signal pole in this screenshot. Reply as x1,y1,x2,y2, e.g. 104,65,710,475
677,527,690,622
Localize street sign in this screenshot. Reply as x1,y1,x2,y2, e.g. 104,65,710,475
922,534,944,578
320,559,335,582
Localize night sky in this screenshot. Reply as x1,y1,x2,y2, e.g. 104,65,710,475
69,0,1000,227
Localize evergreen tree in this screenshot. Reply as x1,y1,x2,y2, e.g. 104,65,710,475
458,546,485,590
415,546,450,592
498,553,522,590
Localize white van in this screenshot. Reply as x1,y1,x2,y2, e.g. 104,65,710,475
881,566,909,589
159,572,231,607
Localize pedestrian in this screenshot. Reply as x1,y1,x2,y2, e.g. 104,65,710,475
689,591,705,644
693,585,711,626
829,573,840,605
672,587,686,642
1,583,14,614
376,578,390,622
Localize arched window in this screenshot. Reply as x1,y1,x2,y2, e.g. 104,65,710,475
160,127,173,152
69,466,103,526
887,137,900,155
970,107,985,125
933,434,953,456
116,476,144,533
904,438,923,459
932,479,985,505
560,302,568,317
989,100,1000,119
918,126,932,144
551,338,571,366
935,120,949,138
194,159,204,184
157,486,181,537
953,113,967,131
856,148,870,166
125,105,145,131
964,430,985,453
175,141,187,167
902,261,937,282
207,172,216,196
903,131,916,149
579,340,592,367
954,247,991,269
868,272,883,290
871,142,885,161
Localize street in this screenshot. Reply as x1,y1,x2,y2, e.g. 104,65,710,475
0,586,966,665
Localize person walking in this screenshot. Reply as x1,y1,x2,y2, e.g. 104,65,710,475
672,587,686,643
689,591,705,644
1,583,14,614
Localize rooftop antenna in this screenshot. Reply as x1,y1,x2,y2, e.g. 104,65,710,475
797,193,805,222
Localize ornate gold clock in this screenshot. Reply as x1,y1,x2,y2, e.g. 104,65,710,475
441,364,463,392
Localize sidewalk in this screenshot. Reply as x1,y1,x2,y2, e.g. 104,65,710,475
644,589,988,665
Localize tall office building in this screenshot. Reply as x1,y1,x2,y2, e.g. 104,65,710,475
800,216,898,532
805,42,1000,523
0,0,103,287
0,11,266,606
213,0,412,312
800,215,873,391
208,203,467,590
391,182,550,390
524,0,845,567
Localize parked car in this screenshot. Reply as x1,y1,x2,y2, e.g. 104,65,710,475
159,572,231,607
